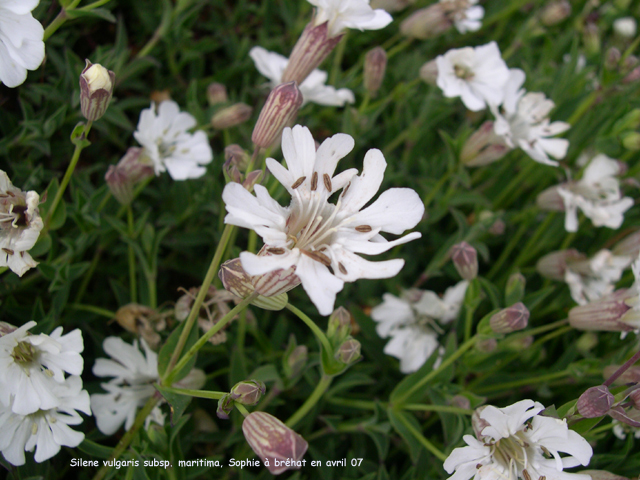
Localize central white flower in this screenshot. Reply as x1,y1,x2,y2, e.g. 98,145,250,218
223,125,424,315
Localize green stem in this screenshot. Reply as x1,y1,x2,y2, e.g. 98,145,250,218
74,246,103,304
475,370,572,394
510,212,556,269
127,205,137,303
327,397,377,410
235,403,250,417
285,304,333,355
404,404,474,415
395,336,477,405
162,224,235,378
487,212,534,279
464,302,475,343
286,374,333,428
162,293,256,386
422,169,453,210
395,411,448,462
492,161,534,209
92,396,159,480
511,318,569,339
44,122,93,232
156,385,226,400
79,0,113,10
69,303,115,318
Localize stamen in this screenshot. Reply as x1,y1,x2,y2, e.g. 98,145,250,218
476,464,483,469
267,247,285,255
291,176,306,189
522,469,531,480
323,174,332,192
338,262,347,274
355,225,372,232
2,248,14,255
311,172,318,191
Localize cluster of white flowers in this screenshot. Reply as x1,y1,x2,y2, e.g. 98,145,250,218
371,281,468,373
250,46,355,107
133,100,213,181
444,400,593,480
0,0,45,88
222,125,424,315
0,321,90,465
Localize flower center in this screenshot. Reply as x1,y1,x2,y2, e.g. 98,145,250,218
0,203,28,229
12,340,38,365
488,432,535,480
454,64,475,80
157,139,177,158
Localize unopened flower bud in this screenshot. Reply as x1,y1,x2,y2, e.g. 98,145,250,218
449,395,471,410
327,306,352,343
252,82,303,148
536,185,566,211
114,302,163,348
613,17,637,39
419,60,438,85
577,385,614,418
536,249,585,281
622,132,640,151
540,0,571,26
207,82,228,105
475,337,498,353
224,144,250,172
400,4,451,39
242,412,308,475
230,380,266,406
489,303,529,334
105,147,155,205
623,65,640,84
629,389,640,410
450,242,478,280
0,322,17,337
583,22,600,56
605,47,621,71
79,60,115,122
211,103,253,130
285,345,308,378
217,393,234,419
282,22,344,85
581,471,631,480
609,405,640,427
335,337,361,365
505,273,526,304
460,121,509,167
568,289,637,332
242,170,263,192
364,47,387,97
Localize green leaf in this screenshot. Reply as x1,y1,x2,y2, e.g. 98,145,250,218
77,439,113,459
157,320,199,382
40,178,67,231
66,8,117,23
387,409,423,463
155,384,193,425
70,122,91,148
390,346,441,404
30,233,52,257
571,417,603,436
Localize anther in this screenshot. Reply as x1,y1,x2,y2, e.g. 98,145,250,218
2,248,14,255
323,173,332,192
338,262,347,274
301,249,331,266
311,172,318,191
267,247,285,255
355,225,372,232
523,470,532,480
291,176,306,189
476,464,482,469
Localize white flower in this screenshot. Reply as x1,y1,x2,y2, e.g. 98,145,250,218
492,69,570,166
249,46,355,107
444,400,593,480
613,17,637,39
441,0,484,33
223,125,424,315
133,101,213,180
557,154,634,232
436,41,510,111
0,321,84,415
564,249,632,305
0,0,44,88
371,281,468,373
0,170,43,276
91,337,159,435
0,376,90,465
308,0,393,37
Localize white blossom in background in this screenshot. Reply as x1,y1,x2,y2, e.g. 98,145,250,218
436,41,511,111
564,249,632,305
133,101,213,180
223,125,424,315
492,69,570,166
0,0,45,88
249,46,355,107
0,170,43,276
90,337,160,435
371,281,468,373
441,0,484,33
444,400,593,480
308,0,393,36
0,376,91,465
557,154,633,232
0,321,84,415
